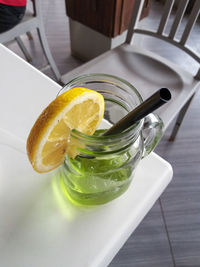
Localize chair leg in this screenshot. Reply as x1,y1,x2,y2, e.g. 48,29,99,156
36,27,61,82
15,37,32,62
169,93,195,141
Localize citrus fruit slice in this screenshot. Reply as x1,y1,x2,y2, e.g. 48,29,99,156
26,87,105,173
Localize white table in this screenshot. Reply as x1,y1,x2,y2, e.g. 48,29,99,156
0,44,173,267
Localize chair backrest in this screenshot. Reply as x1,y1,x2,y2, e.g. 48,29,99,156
126,0,200,79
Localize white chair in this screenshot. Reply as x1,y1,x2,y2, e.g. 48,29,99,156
0,0,61,82
61,0,200,140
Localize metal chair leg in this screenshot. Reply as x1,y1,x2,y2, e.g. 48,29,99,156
15,37,32,62
169,93,195,141
36,27,61,82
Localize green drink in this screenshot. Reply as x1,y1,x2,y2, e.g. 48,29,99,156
59,129,137,205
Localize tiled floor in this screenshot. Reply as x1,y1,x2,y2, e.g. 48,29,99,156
4,0,200,266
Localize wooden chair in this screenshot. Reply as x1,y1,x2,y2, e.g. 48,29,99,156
0,0,61,82
61,0,200,140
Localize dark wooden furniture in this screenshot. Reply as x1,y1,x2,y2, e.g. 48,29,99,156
65,0,151,38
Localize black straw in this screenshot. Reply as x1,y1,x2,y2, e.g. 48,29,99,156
103,88,171,136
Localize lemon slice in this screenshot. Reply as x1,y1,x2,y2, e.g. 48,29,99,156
26,87,104,173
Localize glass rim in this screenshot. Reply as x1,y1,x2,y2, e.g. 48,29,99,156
58,73,143,103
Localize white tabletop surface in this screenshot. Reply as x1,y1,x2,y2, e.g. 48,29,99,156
0,44,173,267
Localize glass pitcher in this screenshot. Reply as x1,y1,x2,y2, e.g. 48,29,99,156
57,74,163,206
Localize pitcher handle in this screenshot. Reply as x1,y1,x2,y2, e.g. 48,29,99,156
142,113,164,157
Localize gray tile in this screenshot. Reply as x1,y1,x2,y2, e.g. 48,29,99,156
109,202,174,267
159,162,200,266
156,86,200,266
